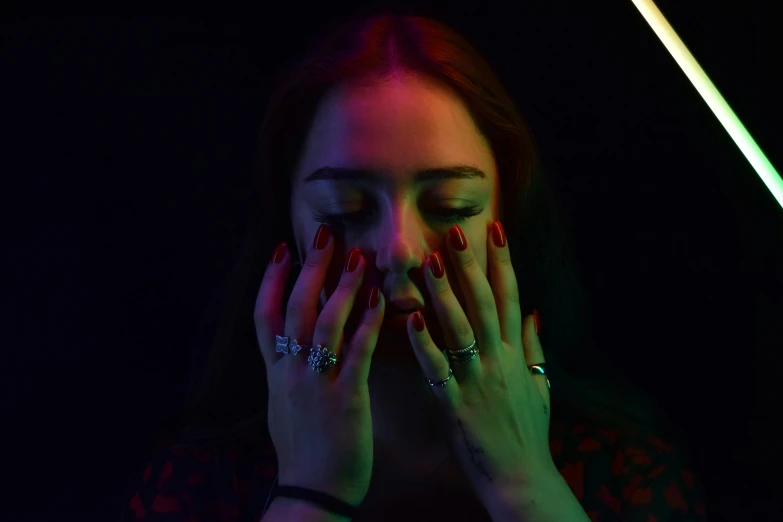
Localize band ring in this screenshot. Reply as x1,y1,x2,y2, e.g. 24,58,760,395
448,350,479,365
446,339,477,356
529,363,551,389
425,362,551,389
446,339,479,366
427,368,453,388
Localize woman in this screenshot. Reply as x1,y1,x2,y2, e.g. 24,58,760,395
119,9,706,522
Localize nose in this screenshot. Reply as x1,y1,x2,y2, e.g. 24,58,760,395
371,203,429,310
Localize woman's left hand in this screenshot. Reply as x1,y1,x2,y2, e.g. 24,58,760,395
407,221,560,506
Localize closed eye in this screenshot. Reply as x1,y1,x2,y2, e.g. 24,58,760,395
311,206,482,227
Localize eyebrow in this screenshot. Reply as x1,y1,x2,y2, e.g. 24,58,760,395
303,164,487,184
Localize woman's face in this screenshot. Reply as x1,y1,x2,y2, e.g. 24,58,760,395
290,72,500,364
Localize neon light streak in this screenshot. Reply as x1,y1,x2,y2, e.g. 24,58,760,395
632,0,782,210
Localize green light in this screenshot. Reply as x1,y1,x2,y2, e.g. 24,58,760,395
632,0,782,210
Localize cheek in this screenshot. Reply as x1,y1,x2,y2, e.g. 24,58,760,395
319,244,348,306
467,230,489,271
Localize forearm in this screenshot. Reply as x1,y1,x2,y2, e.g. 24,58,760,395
262,496,353,522
485,471,591,522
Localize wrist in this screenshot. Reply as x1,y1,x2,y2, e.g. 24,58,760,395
480,465,589,522
268,496,354,522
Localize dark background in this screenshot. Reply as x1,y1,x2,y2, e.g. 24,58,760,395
3,3,779,521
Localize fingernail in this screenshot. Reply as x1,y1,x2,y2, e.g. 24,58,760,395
491,221,506,248
271,242,287,264
313,224,331,250
413,311,425,332
429,252,444,279
368,287,380,309
533,309,541,335
448,225,467,251
345,248,361,273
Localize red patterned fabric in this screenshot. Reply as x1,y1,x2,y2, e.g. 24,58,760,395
119,413,706,521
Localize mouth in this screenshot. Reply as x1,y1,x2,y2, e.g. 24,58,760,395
382,305,439,334
383,310,414,329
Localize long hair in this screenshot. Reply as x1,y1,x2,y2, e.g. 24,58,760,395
166,8,676,450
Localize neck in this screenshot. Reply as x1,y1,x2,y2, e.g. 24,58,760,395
370,362,448,438
364,361,458,508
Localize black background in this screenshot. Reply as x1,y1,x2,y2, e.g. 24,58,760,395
3,3,779,521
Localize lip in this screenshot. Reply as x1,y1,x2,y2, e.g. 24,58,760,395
383,310,414,328
386,310,414,319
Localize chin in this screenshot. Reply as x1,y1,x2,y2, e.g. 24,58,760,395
369,312,411,362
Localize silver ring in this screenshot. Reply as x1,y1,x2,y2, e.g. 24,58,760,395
275,335,306,355
424,365,550,389
448,350,479,365
447,339,479,366
447,339,477,355
528,363,550,390
427,368,453,388
308,344,339,373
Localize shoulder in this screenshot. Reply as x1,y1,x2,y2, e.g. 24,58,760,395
118,423,277,522
550,413,706,521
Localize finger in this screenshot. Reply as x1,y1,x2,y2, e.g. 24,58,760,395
487,221,522,349
284,224,334,362
254,241,292,366
407,310,460,410
339,286,385,389
312,248,367,377
522,312,550,405
423,252,483,382
446,224,503,363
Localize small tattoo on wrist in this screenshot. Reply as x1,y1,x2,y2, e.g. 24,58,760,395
456,419,493,483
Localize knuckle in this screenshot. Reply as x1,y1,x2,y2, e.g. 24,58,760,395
455,320,473,339
285,295,304,316
477,294,499,314
254,307,275,327
337,274,357,290
497,254,514,268
461,392,482,408
460,255,478,271
255,283,275,314
431,361,451,383
503,287,521,305
314,316,339,343
286,297,316,323
422,334,440,354
357,313,375,330
303,254,322,270
435,282,452,299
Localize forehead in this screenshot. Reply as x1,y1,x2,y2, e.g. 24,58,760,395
294,74,496,186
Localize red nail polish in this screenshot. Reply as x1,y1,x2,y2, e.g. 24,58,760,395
429,252,444,279
271,242,287,264
448,225,467,251
533,309,541,335
491,221,506,248
413,311,425,332
368,287,380,309
313,224,331,250
345,248,361,273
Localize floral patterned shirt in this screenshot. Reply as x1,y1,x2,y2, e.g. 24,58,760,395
119,411,706,521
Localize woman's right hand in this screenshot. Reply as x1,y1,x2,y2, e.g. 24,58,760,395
254,224,385,507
